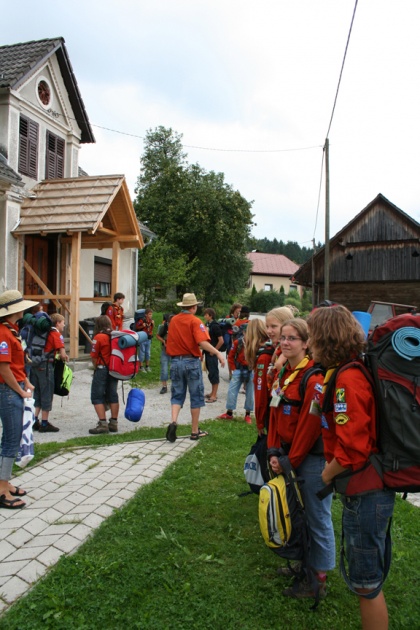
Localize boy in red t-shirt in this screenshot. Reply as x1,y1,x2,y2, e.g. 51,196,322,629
89,315,120,435
106,292,125,331
136,308,154,372
33,313,68,433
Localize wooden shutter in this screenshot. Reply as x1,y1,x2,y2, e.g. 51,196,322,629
45,131,65,179
18,115,38,179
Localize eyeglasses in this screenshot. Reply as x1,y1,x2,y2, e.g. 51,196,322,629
280,335,302,343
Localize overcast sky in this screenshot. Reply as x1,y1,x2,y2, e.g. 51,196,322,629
3,0,420,244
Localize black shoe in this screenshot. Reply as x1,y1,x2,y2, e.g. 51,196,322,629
33,419,40,431
166,423,177,442
39,422,60,433
160,386,168,394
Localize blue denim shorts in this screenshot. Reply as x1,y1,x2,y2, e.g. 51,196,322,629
91,367,119,405
341,489,395,590
170,357,205,409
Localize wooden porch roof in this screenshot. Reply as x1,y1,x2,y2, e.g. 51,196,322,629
13,175,144,249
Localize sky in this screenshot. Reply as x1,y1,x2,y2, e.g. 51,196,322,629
2,0,420,244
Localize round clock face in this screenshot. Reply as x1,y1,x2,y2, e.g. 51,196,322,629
37,80,51,106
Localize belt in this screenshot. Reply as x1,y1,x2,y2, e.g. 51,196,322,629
171,354,197,359
96,365,108,369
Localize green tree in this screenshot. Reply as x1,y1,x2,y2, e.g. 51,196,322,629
138,239,192,308
134,127,254,303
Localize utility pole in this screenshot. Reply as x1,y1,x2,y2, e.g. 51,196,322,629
311,237,316,308
324,138,330,300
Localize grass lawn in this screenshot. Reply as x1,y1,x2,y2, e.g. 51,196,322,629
2,420,420,630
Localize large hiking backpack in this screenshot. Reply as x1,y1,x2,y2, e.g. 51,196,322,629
130,309,146,331
367,313,420,493
217,317,235,353
20,311,53,366
108,329,147,380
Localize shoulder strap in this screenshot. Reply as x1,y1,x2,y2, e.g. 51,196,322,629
322,360,374,413
298,363,325,401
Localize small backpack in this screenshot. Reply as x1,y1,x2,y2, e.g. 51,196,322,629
21,312,53,366
100,301,112,316
108,329,145,380
130,309,146,331
217,317,235,353
244,434,270,494
54,360,73,396
209,320,226,352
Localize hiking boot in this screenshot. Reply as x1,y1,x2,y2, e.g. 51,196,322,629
283,577,327,599
159,386,168,394
166,422,177,442
89,421,109,435
33,419,40,431
244,414,252,424
277,562,302,578
108,419,118,433
217,412,233,420
39,422,59,433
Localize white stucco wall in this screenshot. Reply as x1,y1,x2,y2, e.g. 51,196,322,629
250,274,302,296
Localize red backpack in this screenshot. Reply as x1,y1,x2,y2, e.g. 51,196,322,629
108,330,141,381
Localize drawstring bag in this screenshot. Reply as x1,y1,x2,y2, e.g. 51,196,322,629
15,393,35,468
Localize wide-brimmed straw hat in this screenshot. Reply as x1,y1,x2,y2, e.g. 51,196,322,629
176,293,202,308
0,290,39,318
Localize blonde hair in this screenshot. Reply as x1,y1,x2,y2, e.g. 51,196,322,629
266,306,296,325
244,319,270,369
307,305,366,367
51,313,65,325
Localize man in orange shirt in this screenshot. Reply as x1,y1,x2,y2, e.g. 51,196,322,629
165,293,225,442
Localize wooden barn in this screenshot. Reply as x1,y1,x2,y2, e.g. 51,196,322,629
294,194,420,311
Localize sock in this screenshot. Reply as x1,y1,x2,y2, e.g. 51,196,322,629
245,410,250,415
227,410,233,416
110,417,118,423
41,419,48,426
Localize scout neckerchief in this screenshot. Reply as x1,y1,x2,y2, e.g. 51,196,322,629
322,366,339,394
1,321,22,344
270,355,310,407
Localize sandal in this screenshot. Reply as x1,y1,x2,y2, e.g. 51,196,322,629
204,394,212,400
205,398,217,403
190,428,209,440
9,486,27,497
0,494,26,509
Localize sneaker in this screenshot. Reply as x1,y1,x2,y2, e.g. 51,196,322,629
277,562,302,578
140,367,146,373
39,422,59,433
146,367,151,372
33,419,40,431
244,414,252,424
283,578,327,599
108,420,118,433
166,422,177,442
217,412,233,420
159,386,168,394
89,422,109,435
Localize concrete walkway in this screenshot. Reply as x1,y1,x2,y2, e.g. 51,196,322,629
0,436,197,613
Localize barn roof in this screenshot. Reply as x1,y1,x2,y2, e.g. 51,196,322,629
247,251,299,277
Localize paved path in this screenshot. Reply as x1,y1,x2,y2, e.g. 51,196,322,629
0,437,197,613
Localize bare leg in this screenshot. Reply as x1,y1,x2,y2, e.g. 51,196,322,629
110,402,119,418
94,403,107,420
191,407,200,435
171,404,182,424
358,590,388,630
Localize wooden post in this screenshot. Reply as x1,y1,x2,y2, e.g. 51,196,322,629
69,232,81,359
111,240,120,298
324,138,330,300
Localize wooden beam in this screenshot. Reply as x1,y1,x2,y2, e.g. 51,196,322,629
111,240,120,298
97,226,118,236
23,261,63,311
69,232,81,359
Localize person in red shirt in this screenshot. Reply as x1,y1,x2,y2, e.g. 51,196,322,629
243,319,273,434
88,315,120,435
136,308,154,372
267,318,335,599
307,305,395,629
0,289,39,509
165,293,225,442
32,313,69,433
106,292,125,331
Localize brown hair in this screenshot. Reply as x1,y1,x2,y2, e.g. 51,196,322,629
281,318,309,342
93,315,112,336
204,307,216,319
244,319,270,369
307,305,366,367
229,303,242,316
51,313,65,325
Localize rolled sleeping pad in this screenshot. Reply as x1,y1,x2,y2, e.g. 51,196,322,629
352,311,371,338
391,327,420,361
125,388,146,422
117,331,147,348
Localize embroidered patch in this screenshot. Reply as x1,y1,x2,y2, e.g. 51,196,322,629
309,399,322,417
257,363,265,369
314,383,323,393
334,403,347,413
0,341,9,355
321,414,329,429
336,388,346,403
199,324,206,332
282,404,292,415
335,413,349,425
